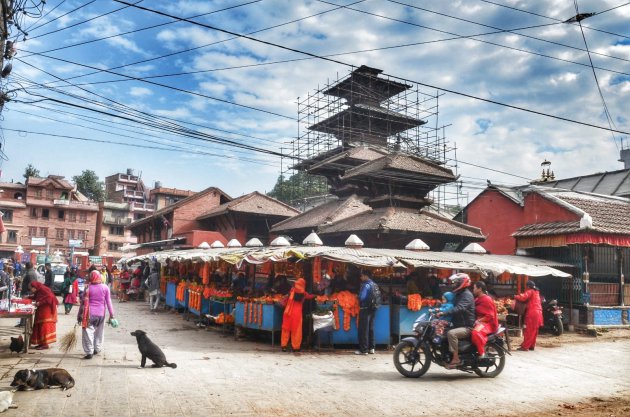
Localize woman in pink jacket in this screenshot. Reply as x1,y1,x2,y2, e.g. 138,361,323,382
78,270,115,359
514,280,543,351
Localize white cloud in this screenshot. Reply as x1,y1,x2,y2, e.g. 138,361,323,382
129,87,153,97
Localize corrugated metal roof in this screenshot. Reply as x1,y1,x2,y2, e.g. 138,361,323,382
534,169,630,198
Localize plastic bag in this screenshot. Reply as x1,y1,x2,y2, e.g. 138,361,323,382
313,311,335,331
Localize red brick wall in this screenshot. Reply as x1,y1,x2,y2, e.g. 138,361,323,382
172,190,222,234
466,189,525,255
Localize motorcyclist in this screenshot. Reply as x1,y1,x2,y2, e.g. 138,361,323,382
437,273,475,369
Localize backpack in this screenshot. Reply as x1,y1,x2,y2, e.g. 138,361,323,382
370,282,382,309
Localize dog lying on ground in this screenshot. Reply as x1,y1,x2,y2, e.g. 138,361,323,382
10,368,75,391
130,330,177,369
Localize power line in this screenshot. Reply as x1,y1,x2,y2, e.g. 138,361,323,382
26,0,92,34
109,1,630,137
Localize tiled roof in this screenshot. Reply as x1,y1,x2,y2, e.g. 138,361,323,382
513,188,630,236
318,206,484,239
342,153,455,182
307,146,389,173
270,195,371,232
197,192,300,220
27,176,74,190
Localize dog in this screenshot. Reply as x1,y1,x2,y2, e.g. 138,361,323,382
9,335,24,354
130,330,177,369
10,368,75,391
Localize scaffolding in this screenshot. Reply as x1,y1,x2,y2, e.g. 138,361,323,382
281,66,465,213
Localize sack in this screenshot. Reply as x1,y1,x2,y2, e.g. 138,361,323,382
313,311,335,331
370,282,382,309
512,299,527,316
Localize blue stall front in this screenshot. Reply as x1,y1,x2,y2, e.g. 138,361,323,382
234,302,283,345
165,282,177,308
325,305,390,346
189,298,211,316
391,305,429,342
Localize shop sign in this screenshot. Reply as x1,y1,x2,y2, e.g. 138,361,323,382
89,256,103,266
31,237,46,246
69,239,83,247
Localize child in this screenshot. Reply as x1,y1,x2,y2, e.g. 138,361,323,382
430,292,455,344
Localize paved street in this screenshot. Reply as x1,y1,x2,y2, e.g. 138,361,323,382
0,299,629,417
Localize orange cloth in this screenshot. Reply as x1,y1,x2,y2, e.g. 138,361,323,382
30,282,58,346
281,278,313,350
514,288,543,350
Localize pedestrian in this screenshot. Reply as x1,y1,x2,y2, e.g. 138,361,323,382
28,281,59,350
280,278,314,352
471,281,498,358
78,270,115,359
437,273,475,369
62,266,79,315
0,265,10,299
147,267,160,311
44,263,53,289
16,262,38,327
514,280,543,351
119,265,131,302
355,270,377,355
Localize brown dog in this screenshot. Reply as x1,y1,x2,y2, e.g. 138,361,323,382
10,368,75,391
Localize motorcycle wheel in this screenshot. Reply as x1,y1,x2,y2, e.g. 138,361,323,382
474,343,506,378
553,317,564,336
393,340,431,378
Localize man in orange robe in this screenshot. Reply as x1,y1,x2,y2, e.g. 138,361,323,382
281,278,314,352
514,280,543,351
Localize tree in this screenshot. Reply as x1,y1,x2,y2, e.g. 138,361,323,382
73,170,105,202
267,171,328,205
23,164,40,180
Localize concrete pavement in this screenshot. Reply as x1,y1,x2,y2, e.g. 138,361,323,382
0,299,629,417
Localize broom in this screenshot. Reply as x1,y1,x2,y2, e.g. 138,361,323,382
59,324,78,353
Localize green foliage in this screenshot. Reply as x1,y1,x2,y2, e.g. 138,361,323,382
267,171,328,204
23,164,40,180
72,170,105,202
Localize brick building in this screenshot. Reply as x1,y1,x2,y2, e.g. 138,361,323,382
0,175,98,259
149,183,196,210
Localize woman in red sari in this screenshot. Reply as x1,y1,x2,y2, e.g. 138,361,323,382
514,280,543,351
471,281,498,357
29,281,59,350
280,278,314,352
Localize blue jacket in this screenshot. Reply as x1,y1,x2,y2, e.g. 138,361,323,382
358,279,375,308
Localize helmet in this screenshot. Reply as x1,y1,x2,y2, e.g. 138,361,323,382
449,273,471,293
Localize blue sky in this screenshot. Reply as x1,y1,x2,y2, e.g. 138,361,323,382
0,0,628,203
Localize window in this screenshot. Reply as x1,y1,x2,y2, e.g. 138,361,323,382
40,227,48,237
67,229,75,240
108,242,122,251
42,208,50,219
109,226,124,236
28,227,37,237
60,191,68,200
30,207,38,218
79,212,87,223
35,189,42,198
134,213,145,220
58,210,65,220
14,192,23,200
77,230,86,240
56,229,64,240
46,189,54,199
2,209,13,223
68,212,77,222
6,230,17,243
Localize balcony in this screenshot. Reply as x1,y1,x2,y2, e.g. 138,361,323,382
131,202,155,211
123,190,145,199
103,216,133,225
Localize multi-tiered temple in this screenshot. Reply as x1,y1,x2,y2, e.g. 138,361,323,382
272,66,484,250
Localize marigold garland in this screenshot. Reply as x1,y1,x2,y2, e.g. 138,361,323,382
407,294,422,311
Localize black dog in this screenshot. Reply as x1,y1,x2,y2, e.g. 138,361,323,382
130,330,177,369
10,368,75,391
9,336,24,354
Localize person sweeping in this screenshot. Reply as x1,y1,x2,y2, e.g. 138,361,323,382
280,278,314,353
78,270,115,359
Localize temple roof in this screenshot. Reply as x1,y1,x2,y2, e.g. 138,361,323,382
323,65,411,104
341,153,456,184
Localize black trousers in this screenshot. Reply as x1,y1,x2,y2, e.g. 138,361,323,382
358,307,376,352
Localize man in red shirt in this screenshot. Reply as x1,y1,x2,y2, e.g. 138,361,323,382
471,281,498,358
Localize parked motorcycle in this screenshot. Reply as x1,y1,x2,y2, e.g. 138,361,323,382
393,312,509,378
542,298,564,336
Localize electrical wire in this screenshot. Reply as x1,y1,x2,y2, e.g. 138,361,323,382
25,0,91,34
105,1,630,137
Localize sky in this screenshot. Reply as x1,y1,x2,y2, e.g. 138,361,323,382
0,0,628,205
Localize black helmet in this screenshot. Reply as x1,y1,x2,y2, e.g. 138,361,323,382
526,280,537,289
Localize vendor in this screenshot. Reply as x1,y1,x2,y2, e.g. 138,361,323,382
275,275,291,295
405,274,420,295
231,272,248,296
329,268,347,294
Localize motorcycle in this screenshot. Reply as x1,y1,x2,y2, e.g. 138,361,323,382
542,298,564,336
393,312,509,378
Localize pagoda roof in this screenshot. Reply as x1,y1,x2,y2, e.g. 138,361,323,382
341,153,456,184
323,65,411,103
318,206,484,240
307,146,389,175
308,103,426,140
